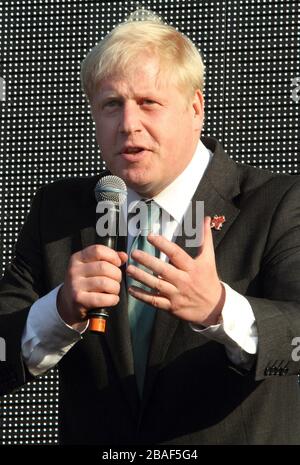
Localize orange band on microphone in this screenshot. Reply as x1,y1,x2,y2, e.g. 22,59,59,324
89,317,106,333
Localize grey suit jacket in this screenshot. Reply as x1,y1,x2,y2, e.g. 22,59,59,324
1,136,300,444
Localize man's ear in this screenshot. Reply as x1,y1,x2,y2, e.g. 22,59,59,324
192,89,205,132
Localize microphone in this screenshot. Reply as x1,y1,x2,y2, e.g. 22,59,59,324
88,175,127,333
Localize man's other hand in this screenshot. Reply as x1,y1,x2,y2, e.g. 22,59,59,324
126,216,225,327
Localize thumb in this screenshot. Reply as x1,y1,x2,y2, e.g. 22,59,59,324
117,251,128,265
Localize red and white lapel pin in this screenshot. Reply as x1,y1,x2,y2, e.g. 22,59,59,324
210,215,226,231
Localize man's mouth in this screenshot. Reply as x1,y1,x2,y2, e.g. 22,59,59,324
121,146,146,154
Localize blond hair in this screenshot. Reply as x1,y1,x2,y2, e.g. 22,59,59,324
80,9,205,102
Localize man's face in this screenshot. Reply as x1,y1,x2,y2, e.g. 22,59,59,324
90,57,204,197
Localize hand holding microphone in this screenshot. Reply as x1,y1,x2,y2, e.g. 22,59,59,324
57,176,127,334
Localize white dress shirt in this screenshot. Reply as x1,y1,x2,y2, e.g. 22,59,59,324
22,140,258,376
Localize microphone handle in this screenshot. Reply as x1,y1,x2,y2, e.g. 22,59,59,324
89,215,118,333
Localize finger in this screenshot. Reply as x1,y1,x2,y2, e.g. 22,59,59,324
137,233,194,271
79,261,123,282
197,216,215,260
126,264,177,296
81,291,120,309
128,285,171,310
78,244,122,266
80,276,120,294
130,249,184,285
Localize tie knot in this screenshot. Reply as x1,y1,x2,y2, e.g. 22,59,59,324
138,199,161,236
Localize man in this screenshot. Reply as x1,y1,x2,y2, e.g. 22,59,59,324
1,10,300,444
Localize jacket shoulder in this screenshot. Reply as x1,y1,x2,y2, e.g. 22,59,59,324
34,171,110,206
236,161,300,200
42,173,104,196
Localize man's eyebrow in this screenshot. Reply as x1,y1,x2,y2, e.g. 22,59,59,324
102,95,123,101
95,93,124,104
95,90,164,104
99,91,122,99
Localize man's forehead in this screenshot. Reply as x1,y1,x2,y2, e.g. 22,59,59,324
93,70,167,100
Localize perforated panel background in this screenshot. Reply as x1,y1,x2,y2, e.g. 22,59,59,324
0,0,299,444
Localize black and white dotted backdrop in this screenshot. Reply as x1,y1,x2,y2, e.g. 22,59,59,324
0,0,299,445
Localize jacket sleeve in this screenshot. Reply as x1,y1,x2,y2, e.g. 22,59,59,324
247,178,300,380
0,187,46,395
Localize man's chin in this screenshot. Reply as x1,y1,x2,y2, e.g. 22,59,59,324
127,180,152,196
117,170,153,194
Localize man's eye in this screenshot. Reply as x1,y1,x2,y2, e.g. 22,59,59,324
104,100,121,108
142,99,156,105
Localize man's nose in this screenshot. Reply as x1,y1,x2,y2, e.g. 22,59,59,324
119,101,142,134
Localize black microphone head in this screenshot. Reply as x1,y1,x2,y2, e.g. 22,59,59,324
95,175,127,206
